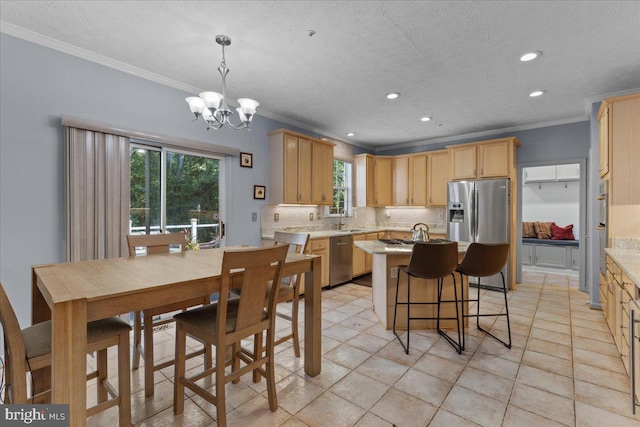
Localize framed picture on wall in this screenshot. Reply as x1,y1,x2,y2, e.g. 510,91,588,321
254,185,266,199
240,152,253,168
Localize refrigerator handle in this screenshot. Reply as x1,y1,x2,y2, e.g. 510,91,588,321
471,186,477,242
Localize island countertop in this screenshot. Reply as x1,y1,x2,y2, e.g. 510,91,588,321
355,239,470,255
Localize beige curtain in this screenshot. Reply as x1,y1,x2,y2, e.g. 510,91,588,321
65,127,130,261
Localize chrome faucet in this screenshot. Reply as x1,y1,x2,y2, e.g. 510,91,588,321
337,210,345,230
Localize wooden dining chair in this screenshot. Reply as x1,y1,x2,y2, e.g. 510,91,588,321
0,282,132,425
272,231,310,357
173,244,289,427
127,232,212,397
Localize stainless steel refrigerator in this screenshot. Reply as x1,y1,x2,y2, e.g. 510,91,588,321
447,178,510,290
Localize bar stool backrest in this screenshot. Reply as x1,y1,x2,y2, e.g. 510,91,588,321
407,241,458,279
458,242,510,277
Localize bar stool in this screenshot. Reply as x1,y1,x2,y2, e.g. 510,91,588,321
456,242,511,350
392,241,462,354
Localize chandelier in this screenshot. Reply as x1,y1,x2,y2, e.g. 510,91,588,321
185,35,259,130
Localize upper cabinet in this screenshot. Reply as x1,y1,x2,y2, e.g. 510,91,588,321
408,154,428,206
374,156,393,207
598,104,610,178
448,137,519,181
427,150,448,206
269,129,334,205
598,93,640,239
311,141,335,205
353,154,393,207
523,164,580,183
393,156,409,206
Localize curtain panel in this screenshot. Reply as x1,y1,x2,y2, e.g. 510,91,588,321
65,127,130,262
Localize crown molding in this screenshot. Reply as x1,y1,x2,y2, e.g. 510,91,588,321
374,115,589,153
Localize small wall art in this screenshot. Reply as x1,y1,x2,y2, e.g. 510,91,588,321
254,185,266,200
240,152,253,168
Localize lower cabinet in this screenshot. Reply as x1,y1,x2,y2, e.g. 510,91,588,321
299,237,330,294
602,255,640,412
352,234,367,278
522,243,579,270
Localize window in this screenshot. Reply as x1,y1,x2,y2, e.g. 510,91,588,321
329,160,352,216
130,143,225,249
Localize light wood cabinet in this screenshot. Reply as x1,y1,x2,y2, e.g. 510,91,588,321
311,141,335,205
352,234,367,278
408,154,427,206
598,104,610,178
427,150,448,206
599,93,640,240
269,129,312,204
365,232,381,273
354,154,375,207
448,138,517,181
393,156,409,206
374,157,393,207
305,238,330,288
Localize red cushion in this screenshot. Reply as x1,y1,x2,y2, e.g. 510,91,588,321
551,224,575,240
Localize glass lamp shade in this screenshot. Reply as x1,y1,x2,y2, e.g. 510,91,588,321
202,108,214,122
185,97,206,114
236,107,250,122
199,91,224,110
237,98,259,115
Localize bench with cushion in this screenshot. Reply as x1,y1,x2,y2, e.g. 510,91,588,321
522,221,579,270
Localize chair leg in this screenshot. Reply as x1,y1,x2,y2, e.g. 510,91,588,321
392,271,411,354
265,328,278,412
173,323,186,415
117,330,132,426
291,287,301,358
215,343,227,427
253,332,263,383
458,272,466,351
96,349,108,403
143,310,155,397
132,311,142,369
435,276,463,354
231,342,240,384
476,278,481,329
475,273,512,349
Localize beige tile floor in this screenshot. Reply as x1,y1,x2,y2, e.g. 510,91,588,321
19,270,640,426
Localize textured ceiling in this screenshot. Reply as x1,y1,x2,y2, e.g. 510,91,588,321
1,1,639,149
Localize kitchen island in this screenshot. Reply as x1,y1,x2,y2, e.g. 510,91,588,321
355,240,470,330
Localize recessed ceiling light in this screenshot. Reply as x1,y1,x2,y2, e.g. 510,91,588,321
529,90,546,97
520,51,541,62
421,116,432,122
386,92,400,100
347,132,355,137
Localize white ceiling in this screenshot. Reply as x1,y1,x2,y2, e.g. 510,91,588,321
1,1,639,150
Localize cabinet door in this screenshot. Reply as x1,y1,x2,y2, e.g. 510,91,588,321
297,137,313,204
478,140,510,178
556,164,580,181
393,156,409,206
523,165,556,183
599,105,610,178
427,151,448,206
283,134,300,203
312,142,333,205
534,245,567,269
449,145,477,180
408,154,427,206
374,157,393,207
364,233,378,273
352,234,366,278
570,247,579,270
521,244,533,265
308,238,329,288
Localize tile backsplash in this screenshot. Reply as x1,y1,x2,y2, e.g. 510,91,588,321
260,205,446,236
610,238,640,250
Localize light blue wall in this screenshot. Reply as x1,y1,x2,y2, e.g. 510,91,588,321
0,34,315,326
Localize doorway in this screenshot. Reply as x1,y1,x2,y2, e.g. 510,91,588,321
517,159,588,292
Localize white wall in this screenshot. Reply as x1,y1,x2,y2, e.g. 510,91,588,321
522,170,580,237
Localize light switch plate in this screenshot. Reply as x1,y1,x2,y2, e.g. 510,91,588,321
309,213,314,220
251,212,257,222
390,267,398,278
274,213,279,221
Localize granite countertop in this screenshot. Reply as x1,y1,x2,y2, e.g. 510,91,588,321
262,227,447,240
605,248,640,286
355,240,470,255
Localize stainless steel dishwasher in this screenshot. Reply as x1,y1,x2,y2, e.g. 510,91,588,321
330,235,353,286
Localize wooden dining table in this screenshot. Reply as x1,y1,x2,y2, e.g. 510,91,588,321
31,246,322,427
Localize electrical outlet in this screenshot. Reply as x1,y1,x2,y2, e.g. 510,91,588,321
439,212,444,218
309,213,314,220
390,267,398,278
251,212,257,222
274,213,279,221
